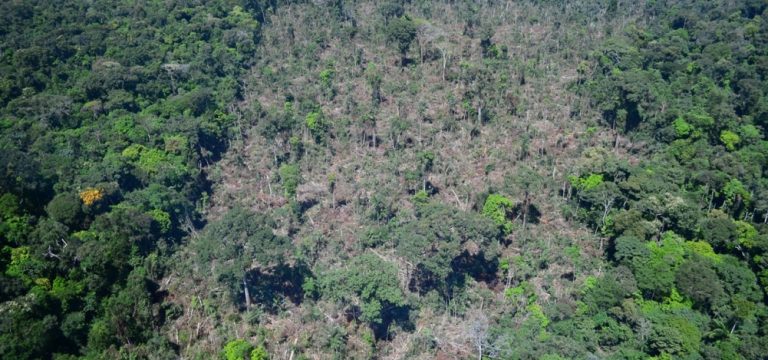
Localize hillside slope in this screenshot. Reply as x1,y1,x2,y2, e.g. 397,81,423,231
167,1,648,359
2,1,768,359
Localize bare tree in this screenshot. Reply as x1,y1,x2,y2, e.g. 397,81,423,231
161,63,190,95
466,308,490,360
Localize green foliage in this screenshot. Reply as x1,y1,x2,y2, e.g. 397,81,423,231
279,164,300,199
633,234,685,298
3,0,768,358
685,110,715,131
504,284,525,299
379,2,404,21
418,151,435,172
5,246,31,280
672,117,692,138
569,173,604,191
318,253,405,326
525,303,550,334
147,209,172,234
319,69,334,88
647,318,701,356
0,0,273,358
223,339,253,360
675,257,724,310
398,203,501,297
412,189,429,207
683,241,721,263
122,144,190,184
305,111,323,133
699,211,738,249
720,130,741,151
722,179,750,209
365,63,383,106
735,220,758,249
304,110,330,144
251,345,269,360
482,193,515,234
0,213,31,244
301,277,317,299
86,319,114,355
386,16,417,65
505,281,535,304
45,193,83,228
582,275,628,312
50,277,84,310
194,207,290,303
0,193,20,219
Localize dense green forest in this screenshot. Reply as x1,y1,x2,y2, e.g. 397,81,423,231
2,0,768,359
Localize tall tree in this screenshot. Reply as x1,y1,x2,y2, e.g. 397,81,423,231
386,16,417,66
193,207,290,308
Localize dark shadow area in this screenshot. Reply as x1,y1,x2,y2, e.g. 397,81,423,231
0,275,26,302
408,251,499,300
512,203,541,225
424,180,439,196
343,304,413,340
244,262,311,313
526,204,542,224
298,198,320,215
335,199,349,207
444,270,468,299
408,264,441,296
623,101,641,133
451,251,499,286
148,279,166,303
401,58,416,67
373,305,413,340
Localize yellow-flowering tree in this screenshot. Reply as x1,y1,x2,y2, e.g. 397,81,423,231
79,188,104,206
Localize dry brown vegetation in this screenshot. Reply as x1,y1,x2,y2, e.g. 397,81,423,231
166,1,646,358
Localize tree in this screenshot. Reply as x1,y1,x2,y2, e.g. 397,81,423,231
397,203,501,297
627,240,678,299
675,256,725,310
251,345,269,360
305,110,327,143
87,268,157,352
45,193,83,228
646,321,701,357
482,194,515,234
193,207,290,308
466,308,490,360
569,173,603,192
0,1,269,358
365,63,382,107
583,275,629,312
379,2,404,23
223,339,253,360
75,209,154,283
721,179,750,215
279,164,300,200
418,151,435,191
386,16,417,66
317,253,406,336
720,130,740,151
0,193,20,220
0,292,59,359
579,181,622,239
505,166,545,228
79,187,104,207
699,210,738,251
